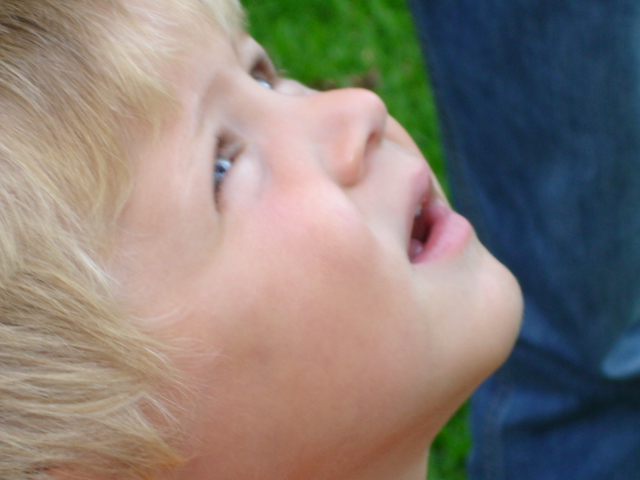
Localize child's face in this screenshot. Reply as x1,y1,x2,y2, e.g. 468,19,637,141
114,18,522,478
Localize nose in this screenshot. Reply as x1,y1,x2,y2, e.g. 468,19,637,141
305,88,388,186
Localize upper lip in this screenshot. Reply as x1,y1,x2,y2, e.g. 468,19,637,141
404,161,435,253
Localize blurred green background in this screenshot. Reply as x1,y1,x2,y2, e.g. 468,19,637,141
242,1,470,479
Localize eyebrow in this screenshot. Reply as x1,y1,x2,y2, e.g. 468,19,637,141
196,36,272,133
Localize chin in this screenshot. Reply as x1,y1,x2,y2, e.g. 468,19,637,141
444,240,524,403
475,249,524,380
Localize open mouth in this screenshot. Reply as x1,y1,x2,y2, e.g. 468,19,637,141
407,192,474,263
408,200,431,261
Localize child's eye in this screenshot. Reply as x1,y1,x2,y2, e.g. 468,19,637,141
214,155,233,191
250,55,277,90
254,75,273,89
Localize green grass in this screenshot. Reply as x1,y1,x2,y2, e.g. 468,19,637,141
242,1,470,479
429,405,472,480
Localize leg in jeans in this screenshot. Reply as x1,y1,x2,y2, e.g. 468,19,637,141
407,1,640,478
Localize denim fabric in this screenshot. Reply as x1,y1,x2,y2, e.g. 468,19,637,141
407,0,640,478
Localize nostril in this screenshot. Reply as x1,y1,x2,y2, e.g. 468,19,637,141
336,142,366,187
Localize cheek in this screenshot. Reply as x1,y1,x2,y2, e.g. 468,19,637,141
173,247,432,463
187,190,429,397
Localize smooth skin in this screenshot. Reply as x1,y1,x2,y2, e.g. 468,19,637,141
113,17,523,480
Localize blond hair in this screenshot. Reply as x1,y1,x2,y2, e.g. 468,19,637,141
0,0,242,478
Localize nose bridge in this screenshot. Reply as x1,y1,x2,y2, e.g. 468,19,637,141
307,88,388,186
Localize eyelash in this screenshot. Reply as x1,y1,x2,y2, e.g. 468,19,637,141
212,61,276,198
214,155,233,193
254,76,273,89
213,133,239,199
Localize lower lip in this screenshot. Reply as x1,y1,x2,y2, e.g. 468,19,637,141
410,200,474,264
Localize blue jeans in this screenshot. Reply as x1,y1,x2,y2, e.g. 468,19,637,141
407,1,640,479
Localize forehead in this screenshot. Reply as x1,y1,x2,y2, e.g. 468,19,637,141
124,0,244,57
144,0,244,36
122,0,246,91
196,0,244,35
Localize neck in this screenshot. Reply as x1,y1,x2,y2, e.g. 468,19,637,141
163,434,432,480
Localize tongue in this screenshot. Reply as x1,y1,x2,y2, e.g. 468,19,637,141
408,239,424,260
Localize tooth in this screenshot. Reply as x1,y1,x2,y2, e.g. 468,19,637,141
409,239,424,260
414,205,423,218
